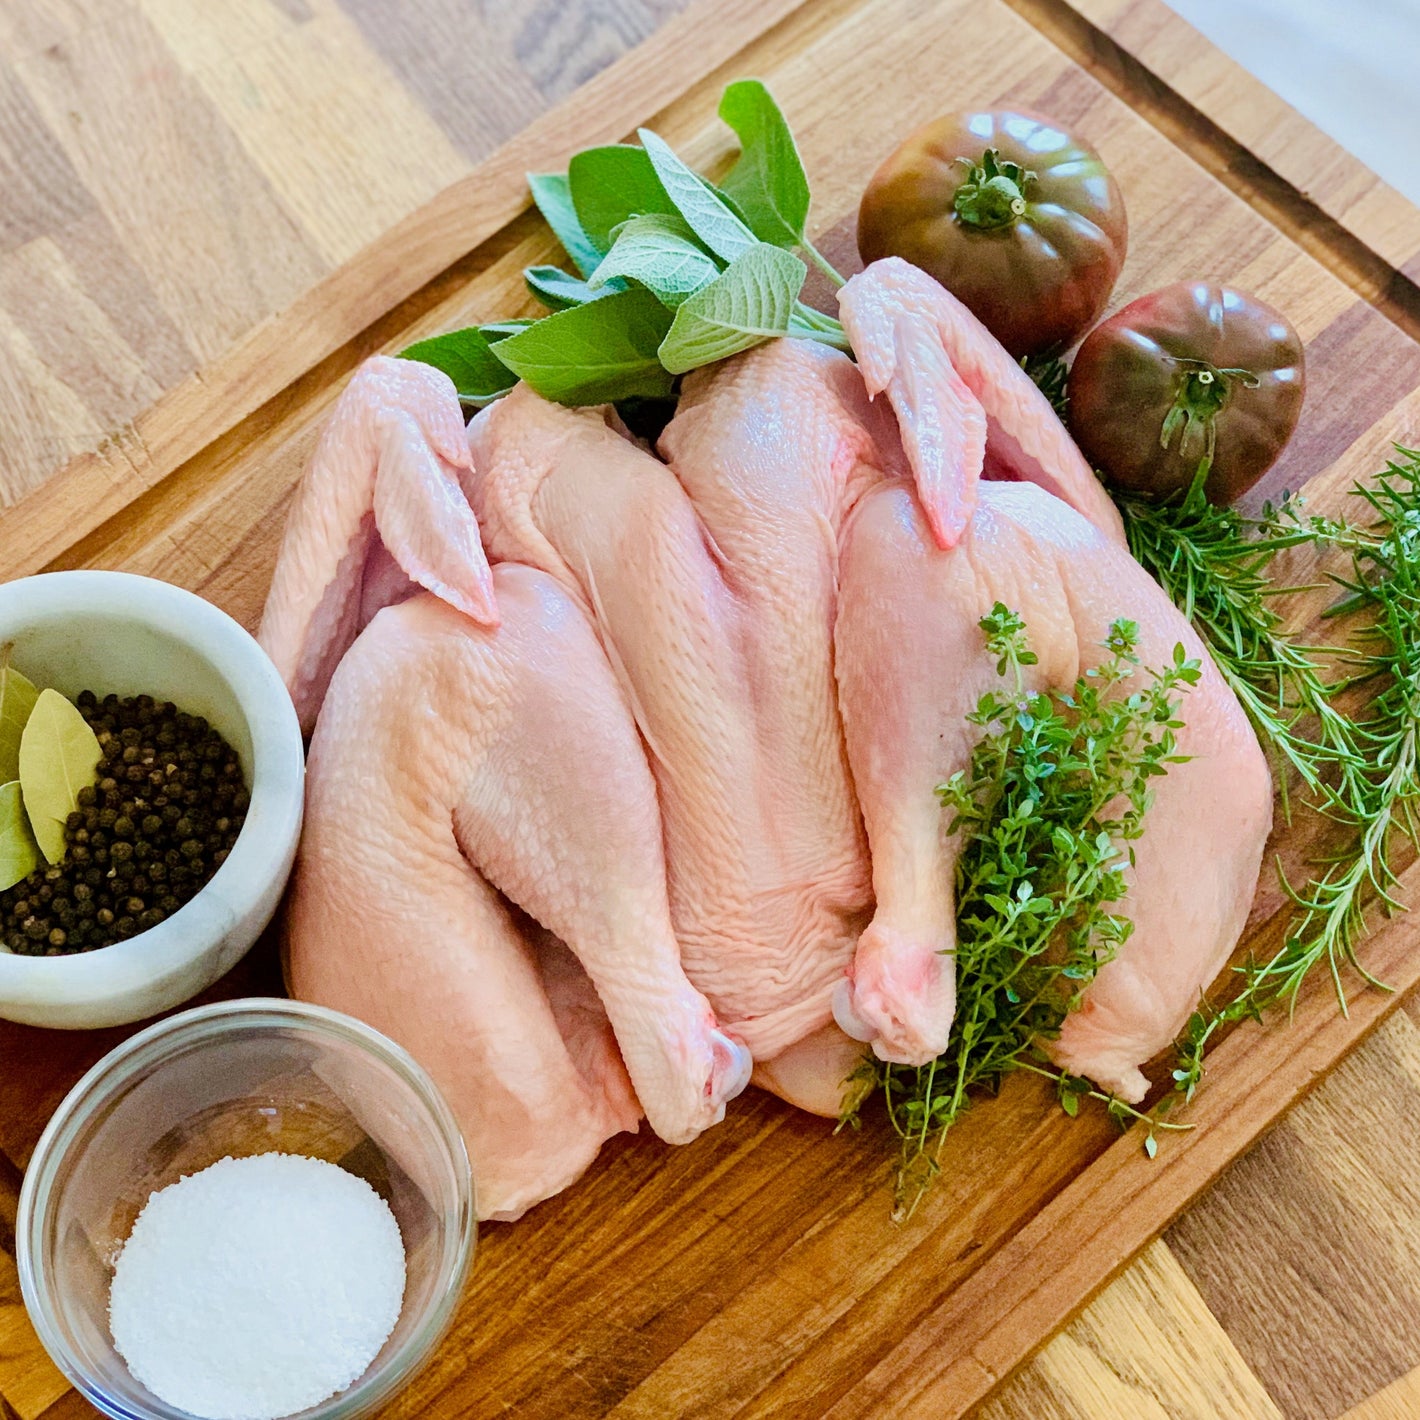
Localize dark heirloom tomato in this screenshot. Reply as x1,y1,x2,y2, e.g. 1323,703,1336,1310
1067,282,1304,504
856,109,1127,358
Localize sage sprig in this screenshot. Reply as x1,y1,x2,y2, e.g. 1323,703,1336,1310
402,80,849,407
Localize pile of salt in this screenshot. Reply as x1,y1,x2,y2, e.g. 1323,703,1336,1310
109,1153,405,1420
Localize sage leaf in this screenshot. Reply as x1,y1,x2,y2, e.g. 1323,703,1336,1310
567,145,678,250
718,79,810,249
524,265,622,311
703,179,756,232
528,172,604,278
480,319,535,341
589,214,721,308
0,780,39,893
0,652,39,783
399,328,518,405
19,688,101,864
658,243,806,374
491,286,674,404
637,128,756,264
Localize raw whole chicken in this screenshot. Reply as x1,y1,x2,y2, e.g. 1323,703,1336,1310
466,341,923,1079
832,260,1271,1100
260,257,1272,1218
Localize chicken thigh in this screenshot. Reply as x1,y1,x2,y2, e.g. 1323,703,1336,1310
287,567,749,1218
836,478,1271,1099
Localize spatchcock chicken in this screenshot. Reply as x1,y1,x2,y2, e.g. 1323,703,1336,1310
260,258,1272,1222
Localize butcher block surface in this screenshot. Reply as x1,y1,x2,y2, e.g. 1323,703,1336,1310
4,1,1420,1417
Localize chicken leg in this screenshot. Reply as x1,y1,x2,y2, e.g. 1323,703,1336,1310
836,477,1270,1096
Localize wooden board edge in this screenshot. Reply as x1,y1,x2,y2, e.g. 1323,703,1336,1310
1060,0,1420,278
0,0,809,582
1003,0,1420,346
819,868,1420,1419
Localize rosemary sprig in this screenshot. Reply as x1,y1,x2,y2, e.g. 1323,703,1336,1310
1122,451,1420,1099
1115,470,1363,817
842,606,1200,1216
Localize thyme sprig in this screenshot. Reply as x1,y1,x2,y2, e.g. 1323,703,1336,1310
842,606,1200,1216
1121,451,1420,1100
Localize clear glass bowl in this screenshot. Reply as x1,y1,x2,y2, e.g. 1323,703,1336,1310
17,998,476,1420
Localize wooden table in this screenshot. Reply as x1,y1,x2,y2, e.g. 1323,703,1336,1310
3,2,1420,1416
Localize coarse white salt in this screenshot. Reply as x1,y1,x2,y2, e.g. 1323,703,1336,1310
109,1153,406,1420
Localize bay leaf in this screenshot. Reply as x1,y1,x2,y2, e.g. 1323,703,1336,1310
19,688,101,864
0,649,39,783
0,780,39,892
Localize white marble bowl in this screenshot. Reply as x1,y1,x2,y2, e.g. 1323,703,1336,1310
0,572,304,1028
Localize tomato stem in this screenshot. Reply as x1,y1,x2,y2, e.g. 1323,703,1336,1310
954,149,1034,231
1159,359,1259,466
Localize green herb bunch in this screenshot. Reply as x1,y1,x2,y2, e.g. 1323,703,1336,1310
401,81,848,409
843,604,1200,1217
1118,451,1420,1100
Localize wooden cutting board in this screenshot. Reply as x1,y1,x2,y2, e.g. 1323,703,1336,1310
3,0,1420,1416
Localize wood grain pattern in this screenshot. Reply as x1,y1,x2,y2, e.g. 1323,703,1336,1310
1341,1365,1420,1420
979,1242,1284,1420
1065,0,1420,284
4,1,1420,1417
0,0,797,579
1168,1008,1420,1419
0,0,707,510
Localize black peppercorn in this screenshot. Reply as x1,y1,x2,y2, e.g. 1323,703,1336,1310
0,692,247,955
